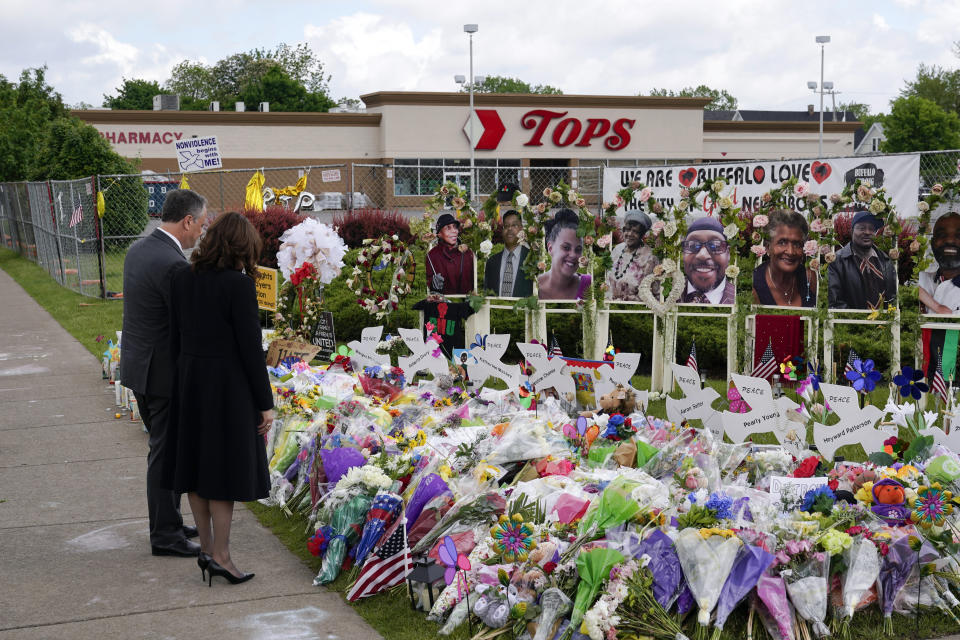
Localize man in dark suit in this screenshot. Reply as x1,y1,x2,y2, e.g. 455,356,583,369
122,189,208,557
484,210,533,297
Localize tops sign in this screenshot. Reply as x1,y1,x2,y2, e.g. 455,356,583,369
469,109,635,151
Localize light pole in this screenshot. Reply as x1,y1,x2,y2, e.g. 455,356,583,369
814,35,830,156
464,23,478,204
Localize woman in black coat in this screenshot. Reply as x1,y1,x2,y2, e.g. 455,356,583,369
166,211,274,586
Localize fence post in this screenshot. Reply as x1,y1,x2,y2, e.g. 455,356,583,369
94,175,107,298
45,181,66,286
349,163,355,213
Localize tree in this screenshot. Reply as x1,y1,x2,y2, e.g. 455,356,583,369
839,101,883,131
102,78,163,110
468,75,563,94
648,85,738,111
899,63,960,115
165,42,334,111
241,65,335,112
0,66,67,180
881,95,960,153
28,116,131,179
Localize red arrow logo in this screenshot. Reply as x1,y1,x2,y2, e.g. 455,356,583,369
474,109,505,150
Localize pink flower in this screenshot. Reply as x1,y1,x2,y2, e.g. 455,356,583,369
597,233,612,248
613,195,625,208
753,214,769,228
794,181,810,197
651,220,665,235
810,218,826,233
639,187,652,202
751,244,767,256
680,188,690,198
803,240,818,256
584,235,595,246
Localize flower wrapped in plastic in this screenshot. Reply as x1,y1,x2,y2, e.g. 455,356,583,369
565,547,625,639
781,549,831,637
756,572,796,640
713,543,776,639
635,528,685,609
313,493,373,584
836,536,881,636
673,527,742,628
352,492,402,567
276,217,348,283
577,475,641,537
879,535,917,635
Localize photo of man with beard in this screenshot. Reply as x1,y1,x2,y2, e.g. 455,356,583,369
827,210,897,309
680,217,735,305
920,212,960,314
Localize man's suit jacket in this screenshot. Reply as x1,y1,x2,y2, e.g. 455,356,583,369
121,229,188,397
484,246,533,297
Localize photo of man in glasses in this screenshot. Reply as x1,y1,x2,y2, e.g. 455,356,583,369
679,217,735,305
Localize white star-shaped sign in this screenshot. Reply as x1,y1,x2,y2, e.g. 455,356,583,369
722,374,802,452
516,342,575,401
397,327,449,379
467,333,521,390
347,326,390,371
593,352,649,412
666,363,722,438
812,383,888,460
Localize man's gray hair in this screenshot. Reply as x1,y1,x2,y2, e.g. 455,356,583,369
161,189,207,223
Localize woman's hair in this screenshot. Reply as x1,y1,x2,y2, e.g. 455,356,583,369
191,211,262,278
766,208,808,241
545,208,580,246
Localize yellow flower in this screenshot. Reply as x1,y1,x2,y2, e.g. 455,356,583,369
897,465,921,482
855,481,874,504
438,464,453,481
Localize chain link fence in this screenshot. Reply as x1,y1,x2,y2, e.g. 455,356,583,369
0,151,957,298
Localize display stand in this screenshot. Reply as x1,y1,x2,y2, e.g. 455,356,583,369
823,309,900,384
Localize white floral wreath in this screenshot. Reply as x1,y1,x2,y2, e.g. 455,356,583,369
347,235,413,319
638,258,685,316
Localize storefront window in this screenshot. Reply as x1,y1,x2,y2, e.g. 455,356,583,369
394,159,520,197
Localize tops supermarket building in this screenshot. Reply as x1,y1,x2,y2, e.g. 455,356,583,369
74,92,861,210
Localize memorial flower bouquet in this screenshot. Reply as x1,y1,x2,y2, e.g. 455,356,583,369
778,538,831,638
673,526,743,631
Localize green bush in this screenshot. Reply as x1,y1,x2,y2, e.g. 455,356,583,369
101,175,149,250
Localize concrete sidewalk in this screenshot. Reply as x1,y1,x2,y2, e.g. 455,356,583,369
0,268,381,640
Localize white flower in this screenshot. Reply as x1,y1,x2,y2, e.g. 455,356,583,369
661,258,677,274
663,221,678,238
723,223,738,239
677,199,690,211
549,191,563,203
719,196,734,209
276,218,348,283
568,191,578,203
869,198,886,214
711,180,725,192
515,193,529,208
918,201,930,213
725,264,740,278
479,239,493,256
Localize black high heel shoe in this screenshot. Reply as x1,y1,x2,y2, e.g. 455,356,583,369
206,559,254,586
197,552,212,581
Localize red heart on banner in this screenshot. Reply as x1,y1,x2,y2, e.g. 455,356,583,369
720,152,727,156
811,161,832,184
753,166,765,183
679,168,697,187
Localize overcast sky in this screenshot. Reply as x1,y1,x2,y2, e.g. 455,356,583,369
2,0,957,114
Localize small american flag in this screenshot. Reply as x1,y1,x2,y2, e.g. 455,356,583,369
932,350,948,405
549,334,563,358
751,339,777,379
346,514,411,601
69,203,83,228
685,340,698,374
843,348,860,378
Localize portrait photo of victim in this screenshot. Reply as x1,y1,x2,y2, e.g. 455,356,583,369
680,216,735,305
919,211,960,314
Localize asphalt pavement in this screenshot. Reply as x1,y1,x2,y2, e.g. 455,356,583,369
0,267,381,640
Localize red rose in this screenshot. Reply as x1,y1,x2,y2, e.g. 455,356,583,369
791,456,820,478
828,478,839,491
543,561,557,575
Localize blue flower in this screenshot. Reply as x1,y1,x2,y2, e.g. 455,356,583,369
844,358,882,393
801,485,836,513
705,492,733,519
807,361,823,391
892,366,928,400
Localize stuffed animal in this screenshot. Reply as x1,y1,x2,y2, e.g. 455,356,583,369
870,478,910,525
597,384,636,415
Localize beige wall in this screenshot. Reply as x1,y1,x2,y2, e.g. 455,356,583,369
703,130,855,160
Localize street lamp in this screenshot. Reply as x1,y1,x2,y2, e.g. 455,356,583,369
464,23,478,204
813,35,830,157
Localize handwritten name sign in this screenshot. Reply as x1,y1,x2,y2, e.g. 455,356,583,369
265,339,320,367
468,335,520,390
516,342,575,400
397,327,448,378
347,326,390,370
722,374,802,453
666,363,722,438
812,383,887,460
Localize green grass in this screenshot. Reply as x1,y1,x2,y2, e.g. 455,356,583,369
6,246,960,640
0,248,123,356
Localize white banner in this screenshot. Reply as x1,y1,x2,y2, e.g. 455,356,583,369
173,135,222,173
603,154,920,219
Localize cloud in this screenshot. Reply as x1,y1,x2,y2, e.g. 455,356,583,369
873,14,891,31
